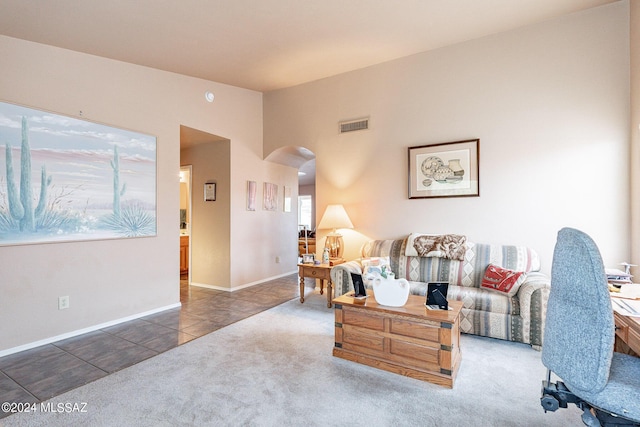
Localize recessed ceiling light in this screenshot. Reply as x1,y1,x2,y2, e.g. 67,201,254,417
205,91,215,102
298,171,306,176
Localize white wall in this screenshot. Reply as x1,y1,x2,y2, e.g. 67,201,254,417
182,140,299,290
182,141,232,289
0,34,296,353
630,0,640,276
231,158,299,287
264,2,630,274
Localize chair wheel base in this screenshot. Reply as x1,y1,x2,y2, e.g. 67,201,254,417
541,394,559,412
581,407,600,427
542,379,640,426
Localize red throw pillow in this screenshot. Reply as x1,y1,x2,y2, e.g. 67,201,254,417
481,264,526,297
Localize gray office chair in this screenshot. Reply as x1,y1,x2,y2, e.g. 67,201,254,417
540,228,640,426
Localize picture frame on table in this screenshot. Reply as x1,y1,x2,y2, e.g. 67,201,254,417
302,253,315,264
408,139,479,199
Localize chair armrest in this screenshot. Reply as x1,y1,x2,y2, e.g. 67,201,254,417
516,272,551,348
330,261,363,298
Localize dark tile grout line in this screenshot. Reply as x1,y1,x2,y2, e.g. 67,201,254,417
0,372,37,404
0,273,306,418
50,324,161,371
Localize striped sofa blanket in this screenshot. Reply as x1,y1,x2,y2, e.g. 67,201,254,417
330,235,550,348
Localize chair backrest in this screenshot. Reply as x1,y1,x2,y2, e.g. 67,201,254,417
541,228,614,393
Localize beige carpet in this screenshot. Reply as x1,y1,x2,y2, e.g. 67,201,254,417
2,292,582,426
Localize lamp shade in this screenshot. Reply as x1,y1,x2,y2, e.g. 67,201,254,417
317,204,353,231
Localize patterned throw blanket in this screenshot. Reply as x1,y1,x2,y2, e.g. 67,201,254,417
406,233,467,261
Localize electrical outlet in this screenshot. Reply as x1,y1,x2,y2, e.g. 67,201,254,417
58,296,70,310
275,256,280,263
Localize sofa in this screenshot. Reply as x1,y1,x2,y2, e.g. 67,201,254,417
330,234,551,348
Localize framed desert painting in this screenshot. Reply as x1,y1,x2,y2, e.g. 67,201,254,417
408,139,479,199
0,100,157,246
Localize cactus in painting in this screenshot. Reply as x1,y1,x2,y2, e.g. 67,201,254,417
101,201,154,237
19,117,35,231
102,145,152,236
34,165,52,221
5,143,24,221
110,145,126,220
4,117,51,232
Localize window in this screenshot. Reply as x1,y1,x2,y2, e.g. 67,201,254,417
298,195,312,230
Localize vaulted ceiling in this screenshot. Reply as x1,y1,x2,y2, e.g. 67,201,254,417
0,0,618,184
0,0,616,93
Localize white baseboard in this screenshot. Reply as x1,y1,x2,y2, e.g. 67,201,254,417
2,271,298,357
191,270,298,292
0,302,182,358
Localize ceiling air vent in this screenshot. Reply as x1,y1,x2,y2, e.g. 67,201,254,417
339,118,369,134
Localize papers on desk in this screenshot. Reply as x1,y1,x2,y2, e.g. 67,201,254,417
610,283,640,316
609,283,640,299
611,297,640,317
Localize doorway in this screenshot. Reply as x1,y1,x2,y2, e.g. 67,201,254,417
180,125,232,290
179,165,192,285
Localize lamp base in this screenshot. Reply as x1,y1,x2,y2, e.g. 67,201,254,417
329,257,344,266
325,234,344,259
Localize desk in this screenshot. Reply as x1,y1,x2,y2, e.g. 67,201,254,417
614,310,640,356
610,285,640,356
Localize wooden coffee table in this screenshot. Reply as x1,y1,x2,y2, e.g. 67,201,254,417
333,292,462,388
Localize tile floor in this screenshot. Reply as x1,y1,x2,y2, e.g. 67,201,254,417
0,273,313,419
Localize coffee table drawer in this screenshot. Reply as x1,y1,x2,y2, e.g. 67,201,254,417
342,327,385,352
389,339,440,365
343,309,385,331
390,318,440,342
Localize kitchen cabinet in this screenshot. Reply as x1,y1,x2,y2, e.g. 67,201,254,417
180,235,189,274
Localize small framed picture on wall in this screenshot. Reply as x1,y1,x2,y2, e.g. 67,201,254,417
247,180,257,211
204,182,216,201
263,182,278,211
408,139,479,199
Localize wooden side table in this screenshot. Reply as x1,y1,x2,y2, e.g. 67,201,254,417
298,263,334,308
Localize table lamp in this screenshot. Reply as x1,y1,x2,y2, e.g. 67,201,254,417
317,204,353,263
